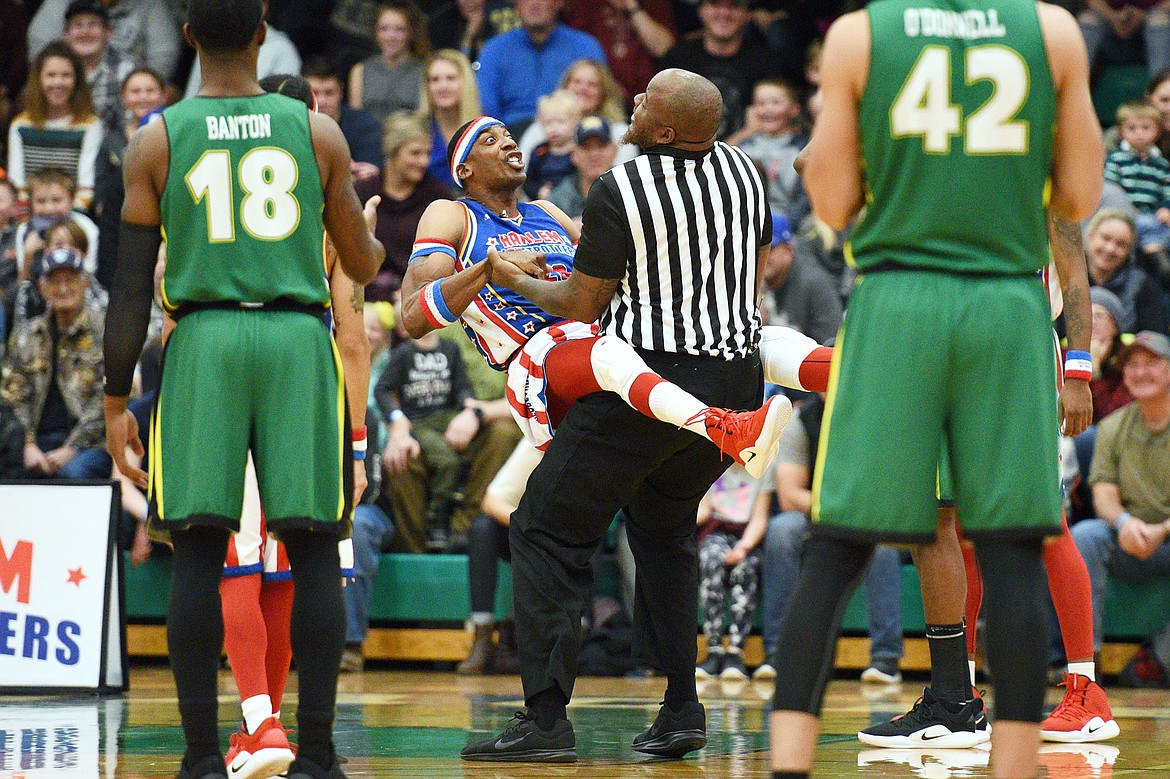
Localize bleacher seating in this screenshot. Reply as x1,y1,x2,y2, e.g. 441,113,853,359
123,552,1167,673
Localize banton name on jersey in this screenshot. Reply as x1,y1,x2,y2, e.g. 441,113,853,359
904,8,1007,39
205,113,273,141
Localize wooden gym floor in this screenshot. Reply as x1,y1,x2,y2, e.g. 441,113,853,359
4,666,1170,777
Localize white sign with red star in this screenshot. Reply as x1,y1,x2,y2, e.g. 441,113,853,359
0,483,125,692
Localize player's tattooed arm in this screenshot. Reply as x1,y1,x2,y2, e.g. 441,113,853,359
1048,211,1092,354
350,281,365,314
1049,210,1094,437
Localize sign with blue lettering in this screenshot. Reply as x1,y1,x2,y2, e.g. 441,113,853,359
0,483,126,693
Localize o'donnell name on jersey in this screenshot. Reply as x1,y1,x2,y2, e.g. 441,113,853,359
205,113,273,140
904,8,1007,39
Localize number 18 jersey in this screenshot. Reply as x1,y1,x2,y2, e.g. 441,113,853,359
849,0,1057,276
159,93,329,311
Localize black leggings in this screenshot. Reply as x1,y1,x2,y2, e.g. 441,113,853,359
168,525,346,766
773,535,1049,723
468,513,510,615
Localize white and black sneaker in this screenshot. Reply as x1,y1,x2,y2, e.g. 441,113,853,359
858,687,990,749
460,711,577,762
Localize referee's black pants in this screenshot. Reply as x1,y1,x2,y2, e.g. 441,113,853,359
509,349,764,704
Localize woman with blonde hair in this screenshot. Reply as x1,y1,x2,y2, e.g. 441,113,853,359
417,49,482,190
518,58,636,168
355,112,452,300
349,0,431,127
7,41,102,210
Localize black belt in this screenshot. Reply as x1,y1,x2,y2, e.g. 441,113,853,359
172,297,328,322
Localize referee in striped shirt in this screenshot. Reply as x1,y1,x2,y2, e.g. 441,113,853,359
461,69,773,762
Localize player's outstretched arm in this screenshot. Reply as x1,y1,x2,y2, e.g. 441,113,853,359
1041,2,1104,222
399,200,493,338
312,112,385,285
104,119,168,489
800,11,868,231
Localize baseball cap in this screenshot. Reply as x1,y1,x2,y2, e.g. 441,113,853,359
65,0,110,24
1122,330,1170,364
576,115,612,145
770,211,793,246
38,247,85,278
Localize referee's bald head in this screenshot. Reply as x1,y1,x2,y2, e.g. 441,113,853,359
626,69,721,150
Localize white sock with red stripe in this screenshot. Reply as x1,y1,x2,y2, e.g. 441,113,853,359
588,337,710,437
759,325,832,392
242,694,273,735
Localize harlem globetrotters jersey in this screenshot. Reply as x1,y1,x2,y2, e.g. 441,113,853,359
159,93,329,311
848,0,1057,276
448,199,577,370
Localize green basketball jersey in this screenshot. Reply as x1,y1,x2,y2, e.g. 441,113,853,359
160,93,328,310
848,0,1056,275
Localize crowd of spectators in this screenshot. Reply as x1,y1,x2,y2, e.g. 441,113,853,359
2,0,1170,683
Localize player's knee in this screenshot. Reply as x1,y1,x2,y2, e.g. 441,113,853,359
589,335,642,393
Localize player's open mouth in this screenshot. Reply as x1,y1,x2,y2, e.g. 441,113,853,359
506,151,524,169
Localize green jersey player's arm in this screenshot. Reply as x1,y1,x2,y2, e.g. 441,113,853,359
311,111,384,286
1040,2,1104,222
798,11,868,231
103,119,170,488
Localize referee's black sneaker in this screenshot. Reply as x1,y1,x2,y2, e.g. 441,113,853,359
286,755,348,779
632,701,707,758
175,755,227,779
460,711,577,762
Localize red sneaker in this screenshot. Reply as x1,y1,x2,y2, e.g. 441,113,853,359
702,395,792,478
225,717,296,779
1041,673,1120,743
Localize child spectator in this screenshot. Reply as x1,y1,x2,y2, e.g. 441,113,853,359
13,168,99,279
1105,100,1170,254
523,89,580,201
694,462,769,680
374,327,477,552
7,42,102,210
728,79,810,225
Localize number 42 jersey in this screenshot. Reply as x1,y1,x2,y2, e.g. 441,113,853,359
849,0,1057,276
159,93,329,311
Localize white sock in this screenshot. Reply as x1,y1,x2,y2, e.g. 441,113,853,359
759,325,818,390
968,660,977,687
470,611,494,626
1068,661,1096,682
589,336,708,436
241,693,273,735
648,383,708,438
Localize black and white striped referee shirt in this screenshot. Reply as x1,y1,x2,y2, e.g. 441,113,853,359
572,141,771,359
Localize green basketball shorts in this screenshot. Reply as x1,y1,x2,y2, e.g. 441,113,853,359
812,269,1062,543
149,308,351,535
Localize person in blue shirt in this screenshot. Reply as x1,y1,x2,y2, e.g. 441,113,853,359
474,0,605,134
303,56,385,183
